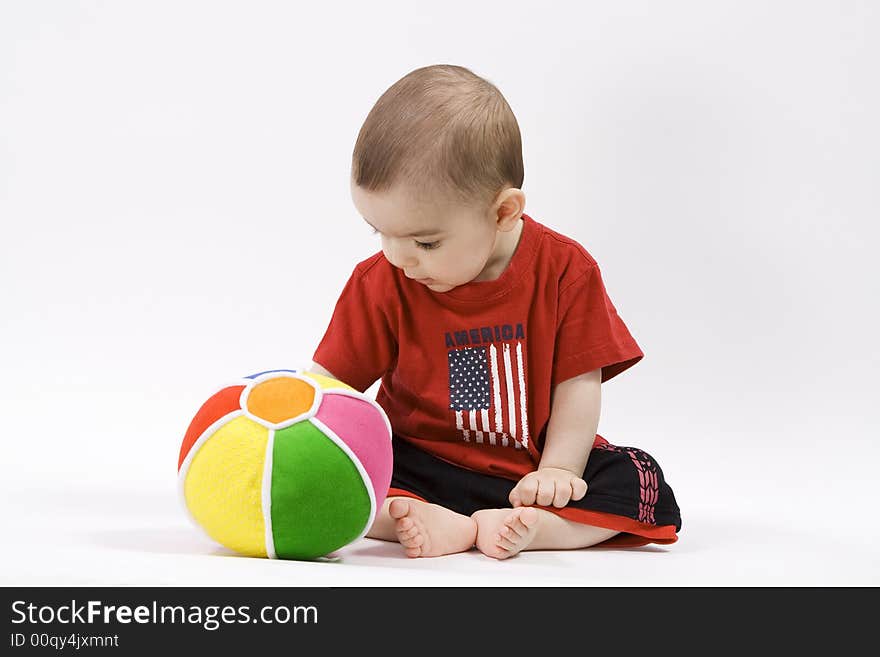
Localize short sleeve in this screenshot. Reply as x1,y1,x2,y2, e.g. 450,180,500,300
552,264,644,386
312,266,398,393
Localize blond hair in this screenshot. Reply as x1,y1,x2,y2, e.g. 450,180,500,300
351,64,524,209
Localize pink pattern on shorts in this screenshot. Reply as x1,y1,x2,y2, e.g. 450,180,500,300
595,443,659,525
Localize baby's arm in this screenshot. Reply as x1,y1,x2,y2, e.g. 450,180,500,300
509,368,602,508
307,361,339,381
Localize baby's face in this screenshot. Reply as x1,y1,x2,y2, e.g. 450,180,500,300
351,182,502,293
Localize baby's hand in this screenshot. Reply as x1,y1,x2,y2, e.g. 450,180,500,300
509,467,588,508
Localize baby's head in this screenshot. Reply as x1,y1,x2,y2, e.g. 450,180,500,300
350,64,525,293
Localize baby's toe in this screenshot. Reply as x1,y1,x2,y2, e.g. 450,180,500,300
516,507,539,530
396,521,418,539
504,515,529,538
399,526,425,558
495,532,517,551
499,525,516,540
389,499,410,520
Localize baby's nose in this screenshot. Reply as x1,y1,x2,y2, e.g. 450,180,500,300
384,244,418,269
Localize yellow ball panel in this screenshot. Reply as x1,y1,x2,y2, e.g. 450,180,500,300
184,415,269,557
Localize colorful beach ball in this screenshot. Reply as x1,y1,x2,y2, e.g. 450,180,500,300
177,369,393,560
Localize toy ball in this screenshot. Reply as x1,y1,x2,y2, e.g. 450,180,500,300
177,369,393,560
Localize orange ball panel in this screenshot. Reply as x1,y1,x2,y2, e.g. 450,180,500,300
247,376,315,424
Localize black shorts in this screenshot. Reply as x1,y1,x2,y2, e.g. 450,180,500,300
388,435,682,547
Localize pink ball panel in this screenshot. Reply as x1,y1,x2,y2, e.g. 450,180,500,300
315,393,393,505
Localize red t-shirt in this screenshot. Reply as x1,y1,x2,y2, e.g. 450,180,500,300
312,213,644,482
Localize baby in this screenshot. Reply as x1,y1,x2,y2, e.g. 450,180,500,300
310,64,681,559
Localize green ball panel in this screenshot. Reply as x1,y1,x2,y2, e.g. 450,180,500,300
270,420,372,559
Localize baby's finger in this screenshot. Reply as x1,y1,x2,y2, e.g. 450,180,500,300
518,477,539,506
571,478,588,501
552,482,570,508
509,488,522,507
535,480,555,506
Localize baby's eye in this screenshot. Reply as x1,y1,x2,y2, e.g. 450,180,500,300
370,227,437,251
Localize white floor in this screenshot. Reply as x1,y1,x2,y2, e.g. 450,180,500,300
3,422,877,587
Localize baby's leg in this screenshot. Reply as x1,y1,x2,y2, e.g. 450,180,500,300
472,508,618,560
367,496,477,558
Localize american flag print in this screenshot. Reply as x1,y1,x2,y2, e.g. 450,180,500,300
447,342,530,449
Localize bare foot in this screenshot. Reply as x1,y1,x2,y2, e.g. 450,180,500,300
472,507,540,560
388,498,477,558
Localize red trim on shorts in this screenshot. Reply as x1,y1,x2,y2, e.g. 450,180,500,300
548,506,679,547
386,487,428,504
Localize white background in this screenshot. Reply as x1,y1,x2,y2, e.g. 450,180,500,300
1,1,877,585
